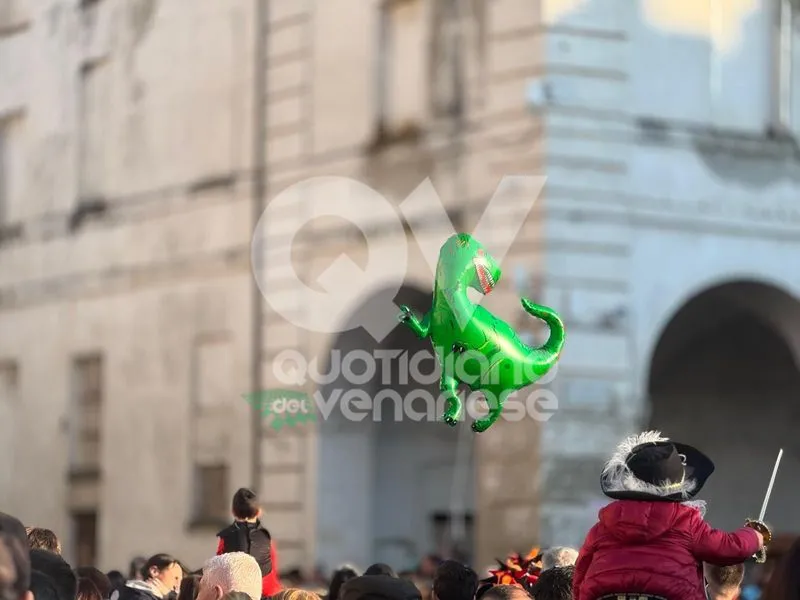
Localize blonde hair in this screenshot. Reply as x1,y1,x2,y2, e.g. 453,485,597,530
26,528,61,554
704,562,745,592
202,553,262,600
271,590,321,600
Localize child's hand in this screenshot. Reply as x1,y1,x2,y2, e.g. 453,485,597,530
745,519,771,546
751,529,765,548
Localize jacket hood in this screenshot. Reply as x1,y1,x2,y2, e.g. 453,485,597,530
599,501,681,544
340,575,421,600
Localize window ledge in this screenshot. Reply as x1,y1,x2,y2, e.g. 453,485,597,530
0,223,23,247
68,467,102,482
0,20,31,38
70,197,108,232
365,121,424,155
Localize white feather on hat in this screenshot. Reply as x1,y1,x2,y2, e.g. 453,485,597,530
601,430,698,500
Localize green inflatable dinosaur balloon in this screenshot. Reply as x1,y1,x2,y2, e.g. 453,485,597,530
398,233,566,432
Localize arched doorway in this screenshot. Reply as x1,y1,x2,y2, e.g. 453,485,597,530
648,281,800,532
315,285,475,571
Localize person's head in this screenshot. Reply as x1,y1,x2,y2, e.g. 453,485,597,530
339,575,422,600
177,575,201,600
142,554,183,595
431,560,477,600
364,564,396,578
271,590,321,600
282,569,303,587
77,578,103,600
30,549,77,600
76,568,112,600
26,530,61,555
476,584,530,600
704,563,744,600
129,558,147,581
0,512,31,600
418,557,442,579
106,571,125,591
529,566,573,600
328,567,359,600
197,553,261,600
231,489,261,521
540,548,577,572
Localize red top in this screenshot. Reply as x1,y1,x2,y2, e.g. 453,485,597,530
216,538,282,598
573,500,760,600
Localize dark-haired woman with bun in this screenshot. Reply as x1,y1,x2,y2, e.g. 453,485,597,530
112,554,183,600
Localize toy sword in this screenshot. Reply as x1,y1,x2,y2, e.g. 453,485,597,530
747,448,783,563
759,448,783,522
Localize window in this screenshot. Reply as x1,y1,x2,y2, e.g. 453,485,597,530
71,511,98,567
0,361,19,481
79,62,110,200
192,464,229,524
372,0,483,147
431,512,474,563
770,0,800,132
0,121,6,226
0,114,25,228
189,337,233,527
772,0,792,129
373,0,431,140
0,361,18,397
71,354,103,474
429,0,479,118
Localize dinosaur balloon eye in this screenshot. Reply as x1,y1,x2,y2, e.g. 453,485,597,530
476,249,484,256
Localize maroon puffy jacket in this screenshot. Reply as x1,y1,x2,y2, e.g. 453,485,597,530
573,500,760,600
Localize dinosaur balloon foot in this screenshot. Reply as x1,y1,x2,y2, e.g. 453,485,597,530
443,415,459,427
472,420,489,433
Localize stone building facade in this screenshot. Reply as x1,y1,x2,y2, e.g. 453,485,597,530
2,0,800,574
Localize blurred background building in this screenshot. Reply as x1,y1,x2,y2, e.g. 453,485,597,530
1,0,800,578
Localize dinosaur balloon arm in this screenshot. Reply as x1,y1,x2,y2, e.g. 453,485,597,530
418,312,432,337
398,305,432,339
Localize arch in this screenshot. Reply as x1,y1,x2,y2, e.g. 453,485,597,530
643,277,800,386
314,283,475,571
647,280,800,533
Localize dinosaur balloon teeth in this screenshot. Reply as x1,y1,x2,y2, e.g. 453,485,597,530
475,260,495,293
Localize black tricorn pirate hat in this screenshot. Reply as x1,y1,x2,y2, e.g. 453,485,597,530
600,431,715,501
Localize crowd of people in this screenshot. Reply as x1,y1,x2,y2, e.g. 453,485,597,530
1,431,798,600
